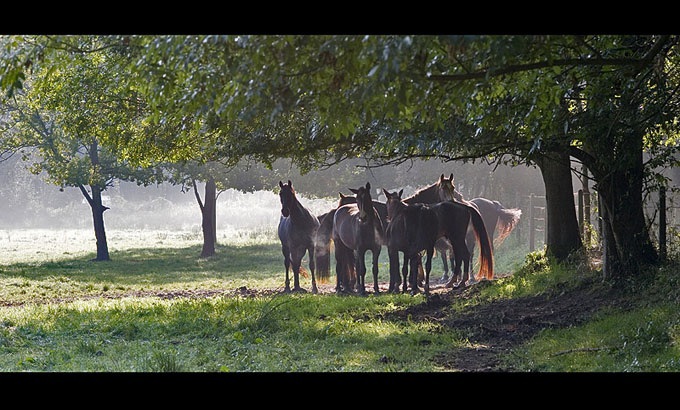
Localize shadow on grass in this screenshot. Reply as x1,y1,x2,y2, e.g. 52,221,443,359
2,242,285,287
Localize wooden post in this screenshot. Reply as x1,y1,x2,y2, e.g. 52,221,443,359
582,164,592,247
578,189,584,237
529,193,535,252
660,186,667,261
515,191,522,244
584,190,591,246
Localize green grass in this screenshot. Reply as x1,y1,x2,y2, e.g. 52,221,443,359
1,229,679,372
482,250,680,372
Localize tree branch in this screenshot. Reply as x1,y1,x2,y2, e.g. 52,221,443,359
429,57,660,83
192,178,204,211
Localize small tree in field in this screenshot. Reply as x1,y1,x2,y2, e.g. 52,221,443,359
0,37,161,260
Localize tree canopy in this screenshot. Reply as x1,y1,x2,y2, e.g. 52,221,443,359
2,34,679,279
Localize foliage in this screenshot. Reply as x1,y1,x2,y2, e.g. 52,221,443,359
2,34,680,277
0,36,162,191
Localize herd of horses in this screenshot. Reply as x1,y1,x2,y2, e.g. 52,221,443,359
277,174,522,296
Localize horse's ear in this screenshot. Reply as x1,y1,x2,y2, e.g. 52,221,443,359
449,173,454,182
398,189,403,198
339,192,345,198
382,188,390,197
440,174,445,182
288,180,292,187
349,188,359,194
365,182,371,190
279,181,284,188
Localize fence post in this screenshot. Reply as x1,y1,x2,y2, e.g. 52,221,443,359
515,191,522,244
529,193,535,252
578,189,584,237
660,186,667,261
584,190,591,246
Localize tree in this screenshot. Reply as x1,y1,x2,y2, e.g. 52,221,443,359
163,161,235,258
4,34,679,281
0,36,161,260
108,34,680,279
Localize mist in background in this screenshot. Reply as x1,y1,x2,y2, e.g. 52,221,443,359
0,156,549,233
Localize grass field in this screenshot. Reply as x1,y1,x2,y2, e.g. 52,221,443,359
2,225,680,373
0,220,534,372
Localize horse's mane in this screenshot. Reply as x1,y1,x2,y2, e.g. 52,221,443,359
405,182,438,203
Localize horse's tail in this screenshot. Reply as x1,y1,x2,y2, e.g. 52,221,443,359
334,237,356,290
299,266,310,279
315,210,335,283
468,205,494,280
494,206,522,248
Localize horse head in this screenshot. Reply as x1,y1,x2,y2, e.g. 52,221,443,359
279,180,295,217
349,182,372,223
338,192,356,208
437,173,464,202
382,188,404,223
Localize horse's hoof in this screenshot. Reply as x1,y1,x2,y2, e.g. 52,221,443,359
453,281,467,290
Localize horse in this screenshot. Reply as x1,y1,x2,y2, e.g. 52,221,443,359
316,191,389,291
398,173,465,288
384,187,494,294
435,174,522,284
332,182,384,295
383,189,439,295
316,190,424,294
277,180,324,293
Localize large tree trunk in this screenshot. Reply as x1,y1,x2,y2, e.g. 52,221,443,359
536,151,582,261
79,184,110,261
594,146,658,280
194,176,217,258
572,128,659,280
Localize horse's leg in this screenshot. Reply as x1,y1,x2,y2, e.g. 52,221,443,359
356,249,367,296
453,241,471,289
291,250,305,293
347,248,357,291
409,253,420,296
466,230,477,283
334,241,347,294
445,244,463,289
387,248,400,293
447,248,456,283
281,244,291,293
439,244,449,283
460,242,472,286
372,247,380,294
424,247,434,295
308,244,318,294
401,253,409,293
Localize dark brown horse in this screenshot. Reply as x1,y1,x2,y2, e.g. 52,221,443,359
399,174,463,287
332,182,384,295
435,174,522,283
383,190,493,294
383,189,439,295
278,180,323,293
385,175,495,291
